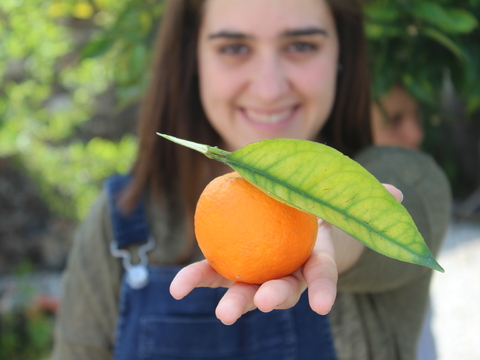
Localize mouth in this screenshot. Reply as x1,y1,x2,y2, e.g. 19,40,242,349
240,106,299,125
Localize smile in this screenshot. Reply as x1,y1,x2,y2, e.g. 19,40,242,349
241,107,298,125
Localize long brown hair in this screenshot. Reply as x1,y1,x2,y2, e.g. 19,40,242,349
122,0,372,259
324,0,372,154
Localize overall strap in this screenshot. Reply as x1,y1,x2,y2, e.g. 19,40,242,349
104,174,155,289
104,174,149,248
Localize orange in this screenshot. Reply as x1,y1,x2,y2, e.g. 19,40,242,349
194,171,318,284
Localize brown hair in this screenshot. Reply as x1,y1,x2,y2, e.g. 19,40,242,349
323,0,372,154
122,0,372,260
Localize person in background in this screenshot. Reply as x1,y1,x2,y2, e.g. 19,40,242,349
371,84,424,150
371,84,439,360
52,1,451,359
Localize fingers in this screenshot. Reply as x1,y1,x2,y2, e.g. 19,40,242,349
304,251,337,315
215,282,259,325
170,261,259,325
253,270,306,312
383,184,404,203
171,261,310,325
217,271,307,325
252,225,338,317
169,260,233,300
304,221,338,315
170,221,341,324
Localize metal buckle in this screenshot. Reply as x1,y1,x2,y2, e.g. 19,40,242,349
110,236,156,289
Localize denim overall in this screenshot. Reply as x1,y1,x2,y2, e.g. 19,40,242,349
106,174,337,360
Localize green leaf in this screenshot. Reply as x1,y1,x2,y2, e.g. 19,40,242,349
365,23,403,39
129,43,148,76
467,95,480,115
421,27,467,62
158,133,444,273
412,3,478,34
364,3,400,22
80,37,113,59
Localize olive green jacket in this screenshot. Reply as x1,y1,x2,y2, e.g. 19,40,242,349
51,146,452,360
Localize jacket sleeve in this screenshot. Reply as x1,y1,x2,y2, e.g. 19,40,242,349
337,146,452,292
51,191,122,360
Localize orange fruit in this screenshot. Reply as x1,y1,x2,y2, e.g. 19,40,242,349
194,171,318,284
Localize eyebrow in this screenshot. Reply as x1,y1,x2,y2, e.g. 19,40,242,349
208,27,328,40
208,31,252,40
282,27,328,37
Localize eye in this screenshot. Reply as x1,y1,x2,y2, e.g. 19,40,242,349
219,43,250,55
389,113,404,127
285,41,318,53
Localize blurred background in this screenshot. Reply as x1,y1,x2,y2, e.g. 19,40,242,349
0,0,479,359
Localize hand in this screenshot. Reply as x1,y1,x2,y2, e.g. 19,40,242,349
169,184,403,325
170,220,337,325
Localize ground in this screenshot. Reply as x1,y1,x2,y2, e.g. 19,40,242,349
431,219,480,360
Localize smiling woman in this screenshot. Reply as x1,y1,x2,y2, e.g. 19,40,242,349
198,0,339,150
51,1,452,360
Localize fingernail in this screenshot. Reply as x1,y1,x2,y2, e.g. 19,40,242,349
398,190,404,203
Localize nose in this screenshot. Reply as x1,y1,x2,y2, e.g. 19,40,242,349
399,117,424,149
248,52,290,104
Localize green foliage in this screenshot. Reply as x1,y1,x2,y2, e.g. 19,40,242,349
79,0,164,106
0,0,163,220
365,0,480,114
0,262,55,360
22,135,137,219
0,311,54,360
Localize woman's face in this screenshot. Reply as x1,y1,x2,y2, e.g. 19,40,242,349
371,86,424,149
198,0,339,151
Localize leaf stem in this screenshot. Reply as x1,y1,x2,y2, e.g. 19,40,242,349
157,133,231,162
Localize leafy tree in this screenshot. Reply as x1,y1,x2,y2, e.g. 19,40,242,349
365,0,479,113
0,0,164,219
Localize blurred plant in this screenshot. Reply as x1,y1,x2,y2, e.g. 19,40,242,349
79,0,163,106
0,261,55,360
365,0,479,115
0,310,54,360
0,0,164,219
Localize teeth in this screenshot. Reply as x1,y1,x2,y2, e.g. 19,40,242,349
245,109,292,123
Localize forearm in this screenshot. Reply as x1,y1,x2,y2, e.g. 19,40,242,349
331,224,365,274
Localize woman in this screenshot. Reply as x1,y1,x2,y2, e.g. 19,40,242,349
371,85,424,150
52,0,451,359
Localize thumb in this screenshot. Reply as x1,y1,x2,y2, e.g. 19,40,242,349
382,184,404,203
